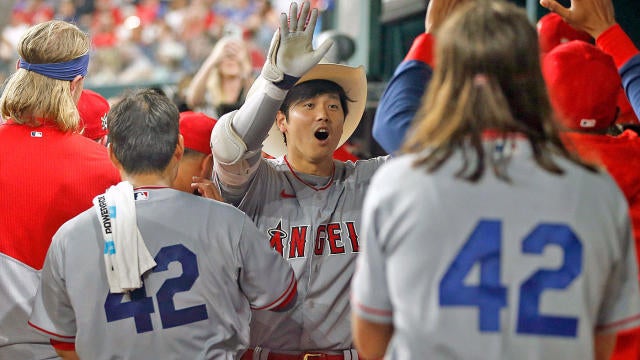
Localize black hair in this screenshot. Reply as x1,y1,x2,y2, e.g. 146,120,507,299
107,89,180,174
279,79,352,118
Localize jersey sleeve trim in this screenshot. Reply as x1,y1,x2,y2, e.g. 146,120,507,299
28,321,76,340
352,299,393,318
50,339,75,351
251,272,297,311
404,33,435,68
270,278,298,312
596,313,640,333
597,24,640,69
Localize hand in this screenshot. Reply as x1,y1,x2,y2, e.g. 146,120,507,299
261,0,334,89
191,176,224,201
539,0,616,38
425,0,472,34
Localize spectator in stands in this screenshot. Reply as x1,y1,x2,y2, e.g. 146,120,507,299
186,35,254,118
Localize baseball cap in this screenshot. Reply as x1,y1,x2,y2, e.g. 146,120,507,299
617,90,639,125
261,62,367,158
537,13,593,54
179,111,217,155
78,89,109,140
542,40,621,131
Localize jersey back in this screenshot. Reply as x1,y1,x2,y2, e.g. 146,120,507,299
29,188,294,360
352,139,640,359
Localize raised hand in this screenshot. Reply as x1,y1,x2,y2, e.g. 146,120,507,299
261,0,334,89
539,0,616,38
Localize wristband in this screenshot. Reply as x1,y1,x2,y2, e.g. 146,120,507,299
274,73,301,90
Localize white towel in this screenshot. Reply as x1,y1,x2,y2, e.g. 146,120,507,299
93,181,156,293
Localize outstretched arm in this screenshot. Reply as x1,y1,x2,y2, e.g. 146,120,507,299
372,0,470,155
210,0,332,200
540,0,640,121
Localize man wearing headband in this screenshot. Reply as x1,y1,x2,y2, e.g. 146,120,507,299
0,20,120,359
209,1,389,358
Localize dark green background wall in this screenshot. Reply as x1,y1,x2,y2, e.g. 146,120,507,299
369,0,640,81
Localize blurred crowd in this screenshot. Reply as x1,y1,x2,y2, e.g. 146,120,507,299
0,0,333,88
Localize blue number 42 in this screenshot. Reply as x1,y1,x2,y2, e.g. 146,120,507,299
104,244,209,333
439,220,582,337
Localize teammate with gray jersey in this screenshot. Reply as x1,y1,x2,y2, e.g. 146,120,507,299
351,1,640,359
209,1,387,358
28,89,297,360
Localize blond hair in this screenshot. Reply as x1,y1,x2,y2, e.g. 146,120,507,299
0,20,90,132
205,36,253,109
402,0,595,181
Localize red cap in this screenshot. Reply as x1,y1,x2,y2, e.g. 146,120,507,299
542,41,621,131
78,89,109,140
617,90,639,125
179,111,217,155
537,13,593,54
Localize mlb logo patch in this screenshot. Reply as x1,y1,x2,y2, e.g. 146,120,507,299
30,131,43,138
134,191,149,201
580,119,597,128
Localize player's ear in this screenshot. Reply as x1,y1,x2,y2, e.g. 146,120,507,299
69,75,84,103
199,153,213,179
276,110,287,133
174,134,185,162
107,143,123,171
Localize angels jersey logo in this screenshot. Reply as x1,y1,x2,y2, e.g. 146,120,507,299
266,220,360,259
268,221,288,256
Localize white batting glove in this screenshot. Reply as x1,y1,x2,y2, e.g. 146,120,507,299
261,0,334,90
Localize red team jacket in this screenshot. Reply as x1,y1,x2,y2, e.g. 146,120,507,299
0,119,120,357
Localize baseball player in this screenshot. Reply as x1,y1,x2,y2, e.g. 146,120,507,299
173,111,221,197
209,1,388,358
77,89,111,145
351,2,640,359
28,89,297,359
0,20,120,359
539,0,640,357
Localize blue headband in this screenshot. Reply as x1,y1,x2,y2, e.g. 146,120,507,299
19,53,89,81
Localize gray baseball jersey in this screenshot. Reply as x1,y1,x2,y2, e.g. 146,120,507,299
219,155,388,350
352,138,640,359
28,187,296,360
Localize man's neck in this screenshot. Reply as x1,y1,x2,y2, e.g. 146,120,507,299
285,153,335,177
120,173,173,189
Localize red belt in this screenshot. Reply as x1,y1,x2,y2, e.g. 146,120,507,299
241,349,348,360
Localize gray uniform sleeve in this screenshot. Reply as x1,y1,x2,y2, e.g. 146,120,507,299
596,204,640,333
29,232,77,343
237,215,296,311
211,77,288,203
351,178,393,324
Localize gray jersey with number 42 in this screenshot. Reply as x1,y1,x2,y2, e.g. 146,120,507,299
29,188,295,360
352,139,640,359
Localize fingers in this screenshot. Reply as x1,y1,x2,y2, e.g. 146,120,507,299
297,1,311,32
279,11,289,37
287,2,299,33
191,177,222,201
540,0,571,18
283,1,314,34
305,8,318,35
313,37,334,62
